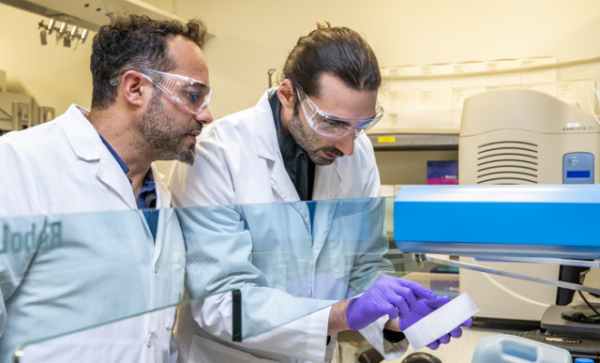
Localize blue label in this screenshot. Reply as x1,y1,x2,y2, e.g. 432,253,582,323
567,171,591,178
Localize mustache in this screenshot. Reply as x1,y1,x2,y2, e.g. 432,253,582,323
186,123,203,134
318,147,344,157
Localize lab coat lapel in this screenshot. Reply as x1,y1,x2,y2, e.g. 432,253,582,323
152,165,173,265
61,104,137,209
96,155,137,209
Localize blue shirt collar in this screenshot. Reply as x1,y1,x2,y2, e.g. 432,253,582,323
98,133,156,205
99,134,130,175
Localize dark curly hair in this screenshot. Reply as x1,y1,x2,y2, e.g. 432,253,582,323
90,14,207,110
282,22,381,99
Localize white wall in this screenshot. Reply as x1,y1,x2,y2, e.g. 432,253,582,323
172,0,600,120
5,0,600,121
0,3,94,115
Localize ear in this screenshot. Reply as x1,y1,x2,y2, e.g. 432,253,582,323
277,79,297,112
120,70,151,108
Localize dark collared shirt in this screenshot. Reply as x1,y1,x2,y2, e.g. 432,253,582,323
99,135,158,240
269,93,316,202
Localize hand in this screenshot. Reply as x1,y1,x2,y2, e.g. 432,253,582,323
346,276,437,331
399,296,473,350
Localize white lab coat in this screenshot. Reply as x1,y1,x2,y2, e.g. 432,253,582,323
0,104,185,363
169,90,409,363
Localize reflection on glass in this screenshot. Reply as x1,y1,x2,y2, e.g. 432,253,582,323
1,209,186,362
178,197,419,343
4,197,420,362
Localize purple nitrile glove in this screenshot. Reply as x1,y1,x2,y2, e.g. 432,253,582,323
399,296,474,350
346,276,437,331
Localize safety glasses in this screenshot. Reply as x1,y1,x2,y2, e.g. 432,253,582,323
110,69,212,115
296,89,383,138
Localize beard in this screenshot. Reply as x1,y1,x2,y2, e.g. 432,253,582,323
139,92,200,165
287,109,344,166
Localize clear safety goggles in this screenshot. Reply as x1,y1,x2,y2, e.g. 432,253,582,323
296,89,383,138
110,69,212,115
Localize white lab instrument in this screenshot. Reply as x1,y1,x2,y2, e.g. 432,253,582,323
458,88,600,322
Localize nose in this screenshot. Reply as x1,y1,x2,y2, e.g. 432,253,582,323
334,133,356,156
195,106,213,125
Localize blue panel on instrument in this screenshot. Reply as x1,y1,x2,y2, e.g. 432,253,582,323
393,185,600,258
563,153,594,184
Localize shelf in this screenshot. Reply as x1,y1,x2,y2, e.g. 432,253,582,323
382,56,600,81
368,133,459,151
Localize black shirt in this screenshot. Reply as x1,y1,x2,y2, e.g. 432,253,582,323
269,93,316,202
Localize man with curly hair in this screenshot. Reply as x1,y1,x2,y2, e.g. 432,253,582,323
0,15,212,362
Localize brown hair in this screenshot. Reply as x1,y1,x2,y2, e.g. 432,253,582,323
282,22,381,98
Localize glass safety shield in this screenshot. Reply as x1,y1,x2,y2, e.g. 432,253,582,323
5,197,421,362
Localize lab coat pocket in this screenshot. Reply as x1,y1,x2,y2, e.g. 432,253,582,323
188,335,277,363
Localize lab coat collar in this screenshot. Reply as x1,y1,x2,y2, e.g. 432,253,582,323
61,104,103,162
61,104,137,209
253,89,280,162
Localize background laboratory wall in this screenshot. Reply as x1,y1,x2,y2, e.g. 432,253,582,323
172,0,600,119
0,2,93,115
167,0,600,184
4,0,600,123
4,0,600,183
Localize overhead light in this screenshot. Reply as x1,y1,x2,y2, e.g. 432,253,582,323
37,19,90,49
58,22,66,36
70,26,78,39
47,19,55,35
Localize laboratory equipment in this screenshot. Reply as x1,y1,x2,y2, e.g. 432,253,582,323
394,185,600,258
0,92,39,131
459,89,599,185
471,335,572,363
458,89,600,321
393,184,600,359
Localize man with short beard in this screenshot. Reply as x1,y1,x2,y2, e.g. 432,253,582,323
169,23,470,363
0,15,212,362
